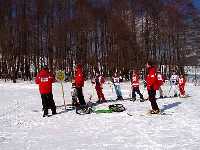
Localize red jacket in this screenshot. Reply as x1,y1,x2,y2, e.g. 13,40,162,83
131,74,140,87
74,66,84,88
146,67,160,91
178,77,186,87
35,69,55,94
157,73,165,86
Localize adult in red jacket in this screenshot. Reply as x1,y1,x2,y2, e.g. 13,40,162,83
35,66,56,117
146,61,160,114
178,74,186,97
74,64,86,106
131,70,144,102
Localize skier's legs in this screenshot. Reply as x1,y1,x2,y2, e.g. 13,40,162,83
115,85,122,98
174,85,179,96
76,87,86,105
136,87,144,99
41,94,48,116
114,85,120,97
179,85,185,96
117,85,122,98
132,87,136,100
48,93,57,114
159,86,164,97
148,89,159,111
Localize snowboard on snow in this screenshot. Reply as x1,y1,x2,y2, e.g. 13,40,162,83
76,103,126,115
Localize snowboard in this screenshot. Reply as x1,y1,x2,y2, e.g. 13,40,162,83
76,103,126,115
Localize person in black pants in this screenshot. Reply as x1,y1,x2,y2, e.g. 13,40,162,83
41,93,56,116
35,66,57,117
146,61,160,114
74,64,86,106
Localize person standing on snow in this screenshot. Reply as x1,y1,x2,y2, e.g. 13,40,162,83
71,79,79,107
178,74,186,97
74,64,86,106
157,70,165,98
170,71,179,97
112,72,123,100
92,72,106,103
131,70,144,102
146,61,160,114
35,66,57,117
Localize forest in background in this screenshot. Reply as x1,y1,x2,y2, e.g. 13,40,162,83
0,0,199,82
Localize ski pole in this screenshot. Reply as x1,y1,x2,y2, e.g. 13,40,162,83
61,81,66,110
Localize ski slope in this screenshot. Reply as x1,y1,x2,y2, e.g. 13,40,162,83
0,80,200,150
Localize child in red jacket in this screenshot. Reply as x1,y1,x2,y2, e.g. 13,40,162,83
35,66,57,117
178,74,186,97
131,70,144,102
92,72,106,103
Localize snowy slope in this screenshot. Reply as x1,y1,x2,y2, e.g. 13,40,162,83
0,80,200,150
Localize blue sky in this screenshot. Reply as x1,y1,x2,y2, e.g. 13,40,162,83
193,0,200,9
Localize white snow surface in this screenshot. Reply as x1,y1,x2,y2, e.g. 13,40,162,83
0,80,200,150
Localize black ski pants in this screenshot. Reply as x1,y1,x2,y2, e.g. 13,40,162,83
41,93,56,114
132,87,143,99
148,88,159,111
76,87,86,106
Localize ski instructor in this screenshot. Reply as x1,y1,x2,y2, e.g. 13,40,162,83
146,61,160,114
35,65,57,117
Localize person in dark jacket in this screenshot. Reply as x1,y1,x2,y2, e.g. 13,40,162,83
146,61,160,114
35,66,57,117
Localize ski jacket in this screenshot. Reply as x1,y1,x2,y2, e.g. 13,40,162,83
35,69,55,94
131,74,140,87
157,73,165,86
112,75,122,86
178,77,186,86
74,65,84,88
93,75,105,88
146,67,160,91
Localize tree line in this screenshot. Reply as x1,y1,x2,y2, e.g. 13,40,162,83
0,0,198,82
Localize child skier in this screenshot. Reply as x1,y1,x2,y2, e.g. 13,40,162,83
92,72,106,103
112,72,123,100
178,74,186,97
170,71,179,97
71,79,79,107
131,70,144,102
146,61,160,114
157,70,165,98
35,66,57,117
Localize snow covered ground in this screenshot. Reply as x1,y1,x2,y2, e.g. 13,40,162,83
0,80,200,150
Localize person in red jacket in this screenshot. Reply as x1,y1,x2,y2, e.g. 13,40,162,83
131,70,144,102
146,61,160,114
35,66,56,117
178,74,186,97
74,64,86,106
157,70,165,98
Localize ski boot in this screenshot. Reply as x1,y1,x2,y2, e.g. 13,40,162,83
174,94,178,97
150,109,160,114
132,97,136,102
140,98,145,102
43,109,48,117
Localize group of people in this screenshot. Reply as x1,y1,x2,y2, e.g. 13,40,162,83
35,61,186,117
